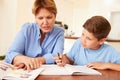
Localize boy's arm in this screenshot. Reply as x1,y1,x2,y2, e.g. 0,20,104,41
107,63,120,71
87,62,120,71
54,54,74,66
63,54,74,65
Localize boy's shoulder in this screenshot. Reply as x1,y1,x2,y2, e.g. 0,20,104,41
73,38,82,47
102,43,117,51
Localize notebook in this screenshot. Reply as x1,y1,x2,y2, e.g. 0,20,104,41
40,64,102,75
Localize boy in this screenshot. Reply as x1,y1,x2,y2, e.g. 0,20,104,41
55,16,120,71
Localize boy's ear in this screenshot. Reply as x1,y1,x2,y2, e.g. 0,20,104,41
99,38,106,45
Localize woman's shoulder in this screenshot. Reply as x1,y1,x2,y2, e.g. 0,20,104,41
22,22,39,31
21,22,38,29
20,22,39,35
53,25,64,32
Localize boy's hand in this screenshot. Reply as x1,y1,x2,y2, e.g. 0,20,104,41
54,54,66,66
87,62,110,70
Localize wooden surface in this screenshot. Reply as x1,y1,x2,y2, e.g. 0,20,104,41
36,69,120,80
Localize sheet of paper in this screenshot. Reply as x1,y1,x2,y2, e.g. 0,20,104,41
65,65,102,75
40,64,102,75
40,65,71,75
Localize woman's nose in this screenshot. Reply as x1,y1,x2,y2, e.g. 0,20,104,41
43,19,48,25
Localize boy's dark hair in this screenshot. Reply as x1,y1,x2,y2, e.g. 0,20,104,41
83,16,111,40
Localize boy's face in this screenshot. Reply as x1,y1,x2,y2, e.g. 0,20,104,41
81,29,105,50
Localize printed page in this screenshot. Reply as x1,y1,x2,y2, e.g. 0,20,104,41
40,64,71,75
65,65,102,75
0,61,44,80
2,67,44,80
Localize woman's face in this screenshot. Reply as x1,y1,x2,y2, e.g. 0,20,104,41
35,8,56,34
81,29,104,50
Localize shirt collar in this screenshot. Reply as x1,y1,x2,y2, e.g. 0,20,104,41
36,23,55,38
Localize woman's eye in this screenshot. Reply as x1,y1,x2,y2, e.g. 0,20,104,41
38,17,43,20
47,16,52,19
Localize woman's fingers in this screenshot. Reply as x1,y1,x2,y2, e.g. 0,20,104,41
14,57,42,71
25,63,31,72
30,58,42,69
14,63,25,69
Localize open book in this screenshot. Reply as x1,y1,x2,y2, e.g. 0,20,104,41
40,64,102,75
0,61,44,80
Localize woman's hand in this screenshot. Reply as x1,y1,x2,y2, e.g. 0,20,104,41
87,62,110,70
13,55,44,71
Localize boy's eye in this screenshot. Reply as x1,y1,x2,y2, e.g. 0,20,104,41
86,37,92,40
81,33,84,36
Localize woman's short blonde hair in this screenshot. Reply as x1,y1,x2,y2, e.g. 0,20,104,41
32,0,57,16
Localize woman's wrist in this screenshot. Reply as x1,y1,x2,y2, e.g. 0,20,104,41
37,57,46,64
12,55,25,64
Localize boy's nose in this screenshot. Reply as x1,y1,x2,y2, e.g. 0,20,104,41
81,37,86,43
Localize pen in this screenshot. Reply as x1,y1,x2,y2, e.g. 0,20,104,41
57,53,62,63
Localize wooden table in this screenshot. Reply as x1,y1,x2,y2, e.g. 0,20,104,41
36,69,120,80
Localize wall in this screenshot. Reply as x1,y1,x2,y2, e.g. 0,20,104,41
55,0,74,31
0,0,120,55
0,0,34,55
72,0,120,38
16,0,34,31
0,0,17,55
89,0,120,40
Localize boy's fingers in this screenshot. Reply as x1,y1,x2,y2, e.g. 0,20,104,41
56,60,62,63
57,62,65,67
54,56,60,60
60,54,63,58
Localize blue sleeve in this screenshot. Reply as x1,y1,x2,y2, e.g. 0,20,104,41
66,39,80,61
4,23,28,63
43,28,64,64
